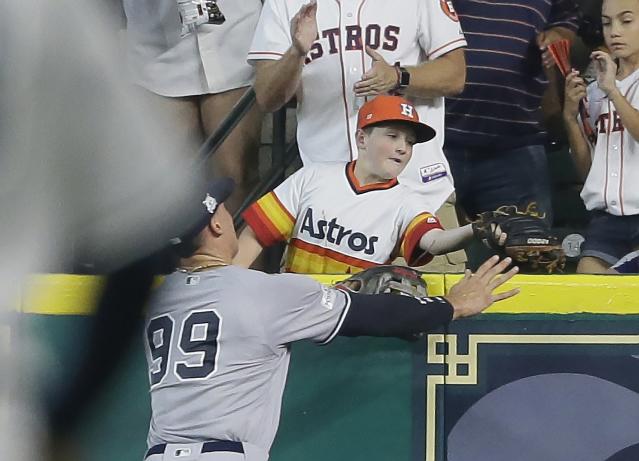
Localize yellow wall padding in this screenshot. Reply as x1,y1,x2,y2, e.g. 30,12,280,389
16,273,639,316
444,274,639,314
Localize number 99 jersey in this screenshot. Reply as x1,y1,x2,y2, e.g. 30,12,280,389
143,265,350,456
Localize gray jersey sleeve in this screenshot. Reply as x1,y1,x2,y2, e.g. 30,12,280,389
260,273,351,346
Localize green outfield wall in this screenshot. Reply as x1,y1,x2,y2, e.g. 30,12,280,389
8,274,639,461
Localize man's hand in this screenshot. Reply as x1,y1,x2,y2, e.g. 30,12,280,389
290,1,318,56
537,27,574,69
353,46,399,96
591,50,618,96
446,256,519,319
563,69,587,119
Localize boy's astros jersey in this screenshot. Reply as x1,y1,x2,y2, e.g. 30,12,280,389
582,69,639,216
243,162,442,273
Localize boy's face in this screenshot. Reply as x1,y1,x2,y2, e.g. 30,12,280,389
356,122,417,180
602,0,639,59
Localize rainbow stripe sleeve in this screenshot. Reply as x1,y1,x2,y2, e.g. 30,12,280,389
242,191,295,247
400,212,443,266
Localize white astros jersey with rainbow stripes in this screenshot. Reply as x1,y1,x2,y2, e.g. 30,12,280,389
248,0,466,210
243,162,443,274
582,68,639,216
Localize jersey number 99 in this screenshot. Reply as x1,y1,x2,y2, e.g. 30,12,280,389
146,310,221,386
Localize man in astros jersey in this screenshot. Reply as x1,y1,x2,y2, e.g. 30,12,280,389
234,96,504,274
247,0,466,213
563,0,639,273
143,177,519,461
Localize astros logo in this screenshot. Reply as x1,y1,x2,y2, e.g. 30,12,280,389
440,0,459,21
400,103,414,118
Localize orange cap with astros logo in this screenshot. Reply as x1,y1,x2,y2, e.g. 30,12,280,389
357,95,436,144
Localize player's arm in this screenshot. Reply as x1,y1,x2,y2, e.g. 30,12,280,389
339,256,519,338
562,70,592,180
234,226,265,268
253,2,317,112
353,47,465,98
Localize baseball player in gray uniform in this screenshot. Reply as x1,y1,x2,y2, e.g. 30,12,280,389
143,178,519,461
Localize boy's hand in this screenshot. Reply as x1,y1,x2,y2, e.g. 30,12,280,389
591,50,618,96
563,69,587,119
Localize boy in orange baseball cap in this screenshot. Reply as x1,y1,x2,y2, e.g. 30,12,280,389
235,95,505,273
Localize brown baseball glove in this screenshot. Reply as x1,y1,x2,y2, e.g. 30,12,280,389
471,203,566,274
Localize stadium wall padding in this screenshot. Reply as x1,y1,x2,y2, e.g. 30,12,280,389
8,274,639,461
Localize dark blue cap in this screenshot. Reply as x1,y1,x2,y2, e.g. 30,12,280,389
169,177,235,245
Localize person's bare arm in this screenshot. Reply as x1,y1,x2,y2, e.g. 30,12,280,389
419,225,473,255
253,1,317,112
538,26,576,70
353,47,465,98
233,226,265,268
419,224,506,255
563,70,592,180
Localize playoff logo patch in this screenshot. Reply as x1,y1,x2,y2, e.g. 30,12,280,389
420,163,448,183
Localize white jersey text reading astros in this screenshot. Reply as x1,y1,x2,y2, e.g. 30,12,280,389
243,162,443,273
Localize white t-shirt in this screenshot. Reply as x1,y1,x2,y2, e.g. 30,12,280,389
124,0,262,96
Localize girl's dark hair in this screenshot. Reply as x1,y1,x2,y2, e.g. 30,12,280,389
578,2,605,49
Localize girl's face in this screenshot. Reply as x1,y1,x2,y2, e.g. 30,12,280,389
602,0,639,60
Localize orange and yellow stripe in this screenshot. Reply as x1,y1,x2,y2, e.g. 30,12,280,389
285,238,379,274
242,192,295,247
400,212,443,266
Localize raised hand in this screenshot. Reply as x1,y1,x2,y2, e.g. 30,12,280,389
563,69,587,119
290,1,318,56
353,46,399,96
446,256,520,319
591,50,618,96
537,31,555,70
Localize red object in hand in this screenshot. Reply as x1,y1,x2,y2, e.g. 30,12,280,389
548,39,571,77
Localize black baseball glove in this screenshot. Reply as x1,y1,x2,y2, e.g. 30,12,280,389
472,203,566,274
336,265,428,296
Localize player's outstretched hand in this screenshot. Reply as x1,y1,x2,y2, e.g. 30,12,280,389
446,256,519,320
290,0,318,56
